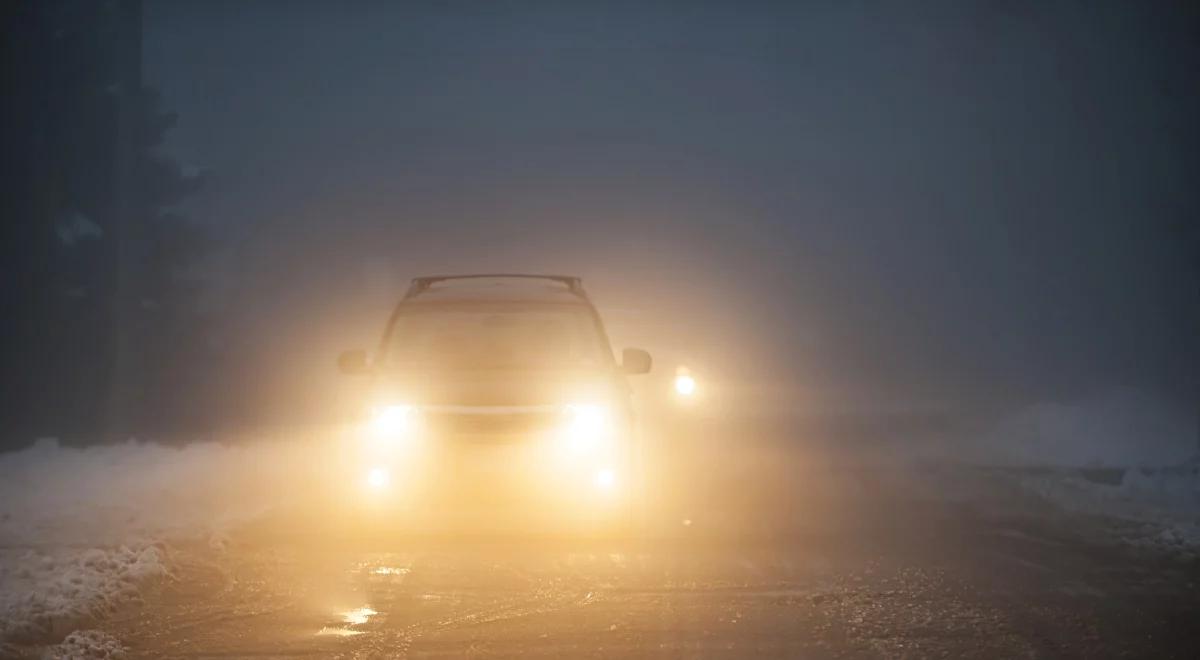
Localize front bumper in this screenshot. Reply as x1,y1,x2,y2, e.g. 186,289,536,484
347,409,635,518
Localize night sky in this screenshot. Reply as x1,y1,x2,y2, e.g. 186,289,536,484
143,1,1198,417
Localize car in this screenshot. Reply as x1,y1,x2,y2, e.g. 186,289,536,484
337,274,652,533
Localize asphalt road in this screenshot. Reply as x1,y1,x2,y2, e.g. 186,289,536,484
99,442,1200,659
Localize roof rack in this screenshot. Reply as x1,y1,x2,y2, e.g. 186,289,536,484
404,273,587,299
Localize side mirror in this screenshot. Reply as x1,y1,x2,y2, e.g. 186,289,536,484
620,347,652,375
337,349,370,375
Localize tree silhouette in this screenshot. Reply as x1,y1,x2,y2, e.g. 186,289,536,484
1,0,211,447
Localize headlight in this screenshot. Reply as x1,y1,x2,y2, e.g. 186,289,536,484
368,404,417,438
593,467,616,490
561,403,612,453
674,368,697,397
365,466,390,489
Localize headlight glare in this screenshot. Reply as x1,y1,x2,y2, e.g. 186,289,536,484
594,467,616,490
366,466,390,489
561,403,612,452
369,404,416,438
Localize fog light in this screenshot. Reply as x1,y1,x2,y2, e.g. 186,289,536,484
594,468,616,490
366,466,390,489
674,373,696,397
369,404,415,438
562,403,611,453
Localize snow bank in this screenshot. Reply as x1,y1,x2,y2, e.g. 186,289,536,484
0,546,167,646
43,629,127,659
982,389,1195,468
1019,464,1200,552
0,435,328,547
0,433,335,652
967,389,1198,552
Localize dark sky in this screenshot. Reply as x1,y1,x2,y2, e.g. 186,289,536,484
143,1,1198,413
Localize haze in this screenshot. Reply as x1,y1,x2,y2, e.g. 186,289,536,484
2,2,1198,656
139,1,1197,431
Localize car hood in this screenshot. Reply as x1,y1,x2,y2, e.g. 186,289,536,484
371,369,625,408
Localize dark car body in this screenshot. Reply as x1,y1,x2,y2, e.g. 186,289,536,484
339,274,651,529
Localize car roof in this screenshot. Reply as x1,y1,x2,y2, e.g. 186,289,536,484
402,276,591,305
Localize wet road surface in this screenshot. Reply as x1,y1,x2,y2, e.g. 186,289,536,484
103,461,1200,659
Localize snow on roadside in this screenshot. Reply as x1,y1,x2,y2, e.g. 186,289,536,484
42,629,127,659
981,389,1194,468
953,389,1199,552
0,437,318,547
0,434,334,652
1017,465,1200,554
910,388,1199,554
0,544,164,646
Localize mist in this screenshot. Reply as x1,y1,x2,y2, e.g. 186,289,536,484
132,1,1199,437
4,2,1200,656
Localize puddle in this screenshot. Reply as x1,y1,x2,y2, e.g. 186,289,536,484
316,627,365,637
342,607,378,625
315,606,378,637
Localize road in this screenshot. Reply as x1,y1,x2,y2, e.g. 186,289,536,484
97,433,1199,659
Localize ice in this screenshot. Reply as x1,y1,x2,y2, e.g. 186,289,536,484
1017,464,1200,551
0,545,168,645
0,435,329,651
962,389,1198,551
43,629,127,659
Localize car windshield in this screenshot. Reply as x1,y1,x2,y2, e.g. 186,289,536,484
384,305,608,370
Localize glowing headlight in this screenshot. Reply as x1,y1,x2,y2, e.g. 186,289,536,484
366,466,390,489
561,403,612,452
369,404,416,437
674,374,696,396
674,367,697,398
594,467,616,490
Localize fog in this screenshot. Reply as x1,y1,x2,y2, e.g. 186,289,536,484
132,1,1198,439
2,1,1195,446
3,3,1199,655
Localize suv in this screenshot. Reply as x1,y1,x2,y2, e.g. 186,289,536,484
337,274,652,530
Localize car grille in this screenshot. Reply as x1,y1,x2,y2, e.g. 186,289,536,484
422,406,560,441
